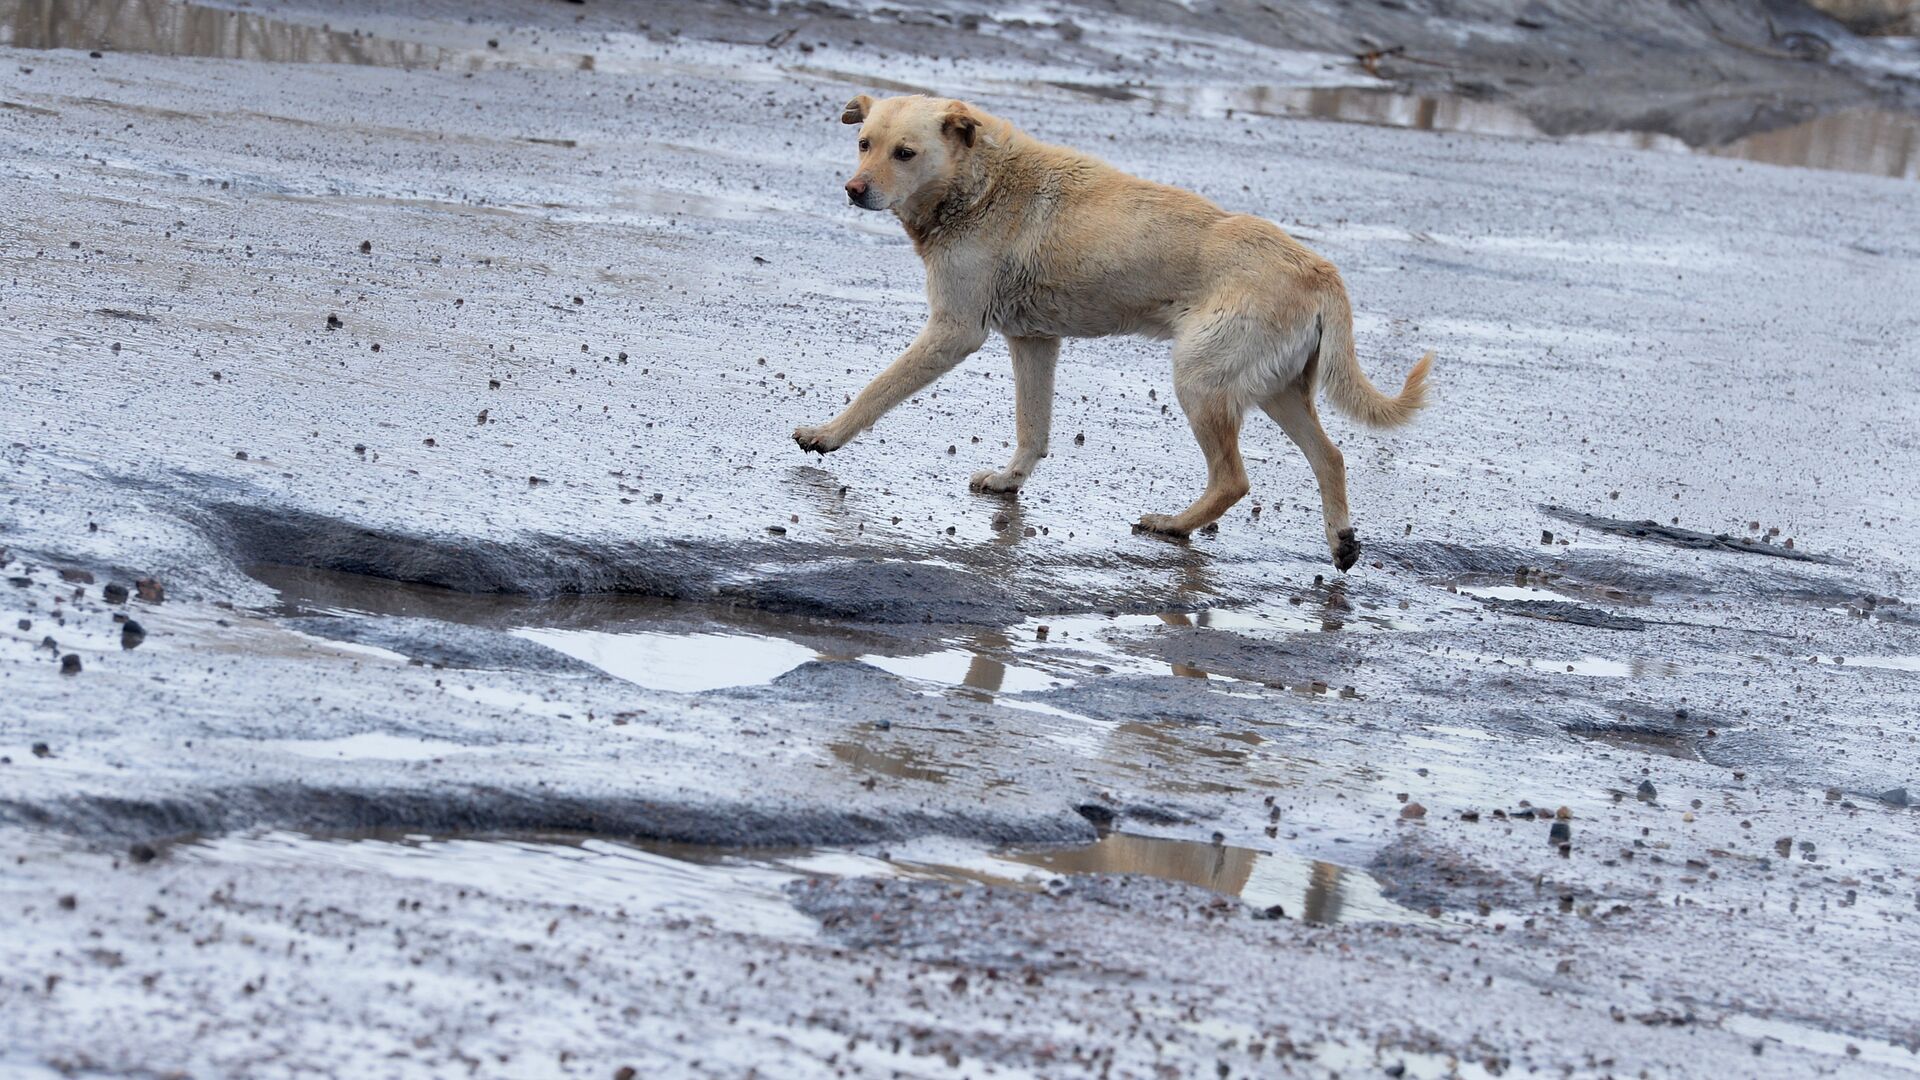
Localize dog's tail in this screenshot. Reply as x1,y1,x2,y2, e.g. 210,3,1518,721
1316,292,1432,429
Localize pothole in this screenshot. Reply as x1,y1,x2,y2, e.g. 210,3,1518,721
249,563,1384,696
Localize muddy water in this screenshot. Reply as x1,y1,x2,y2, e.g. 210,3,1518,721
170,827,1426,928
248,563,1384,693
1127,83,1920,180
997,832,1423,924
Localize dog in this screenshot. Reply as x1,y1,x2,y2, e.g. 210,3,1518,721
793,93,1432,571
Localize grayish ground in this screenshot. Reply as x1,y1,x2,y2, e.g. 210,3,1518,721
3,0,1919,1077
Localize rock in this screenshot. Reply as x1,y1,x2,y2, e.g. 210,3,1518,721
1548,821,1572,845
1400,802,1427,819
1880,787,1910,808
121,620,146,650
60,654,82,675
32,742,51,758
1635,779,1657,802
102,583,129,604
326,313,343,330
128,843,157,864
135,577,164,603
58,568,94,584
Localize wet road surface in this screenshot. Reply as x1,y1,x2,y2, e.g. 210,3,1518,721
3,0,1920,1076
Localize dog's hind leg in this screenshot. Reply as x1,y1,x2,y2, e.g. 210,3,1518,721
1136,337,1250,538
971,335,1058,493
1261,378,1359,571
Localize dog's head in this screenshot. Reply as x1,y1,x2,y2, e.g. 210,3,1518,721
839,94,979,213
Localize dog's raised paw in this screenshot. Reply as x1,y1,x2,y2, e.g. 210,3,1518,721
1333,527,1360,572
793,425,841,454
1134,514,1191,540
969,469,1022,494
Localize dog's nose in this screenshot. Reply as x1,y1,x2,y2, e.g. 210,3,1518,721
845,178,868,203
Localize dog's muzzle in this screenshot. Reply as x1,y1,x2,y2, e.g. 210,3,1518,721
845,178,877,210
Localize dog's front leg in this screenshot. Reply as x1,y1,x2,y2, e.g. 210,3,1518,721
794,315,987,454
971,335,1057,493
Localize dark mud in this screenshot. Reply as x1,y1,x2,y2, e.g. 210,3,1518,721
1544,504,1842,563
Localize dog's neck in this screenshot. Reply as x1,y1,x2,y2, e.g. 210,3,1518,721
894,139,1003,253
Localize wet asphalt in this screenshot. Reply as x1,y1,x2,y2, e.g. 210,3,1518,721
3,0,1920,1076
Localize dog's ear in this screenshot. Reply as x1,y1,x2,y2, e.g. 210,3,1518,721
940,103,978,148
840,94,873,125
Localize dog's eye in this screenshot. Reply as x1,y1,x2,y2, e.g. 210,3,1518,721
893,146,916,161
858,138,870,151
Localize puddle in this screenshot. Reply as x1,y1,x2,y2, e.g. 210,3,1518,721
1,0,454,68
1436,648,1687,679
175,829,823,939
990,832,1425,925
1126,83,1919,179
255,732,468,762
1814,654,1920,673
1721,1013,1920,1072
1446,573,1648,608
859,646,1066,695
829,741,953,785
513,627,818,693
168,827,1427,931
1578,729,1698,761
248,564,1371,698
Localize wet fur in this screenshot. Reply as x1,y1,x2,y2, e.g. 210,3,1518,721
794,94,1432,570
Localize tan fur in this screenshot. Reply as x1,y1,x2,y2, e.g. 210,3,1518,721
794,94,1433,570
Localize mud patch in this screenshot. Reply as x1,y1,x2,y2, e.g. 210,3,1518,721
1368,834,1533,914
1474,597,1649,631
1542,506,1839,563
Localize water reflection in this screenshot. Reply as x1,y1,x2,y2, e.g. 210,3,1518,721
171,827,1429,932
1133,83,1919,180
1,0,452,67
828,741,952,784
999,832,1423,925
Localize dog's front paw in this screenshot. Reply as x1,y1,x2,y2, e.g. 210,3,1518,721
793,424,845,454
1331,526,1361,572
1133,513,1190,539
969,468,1023,494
